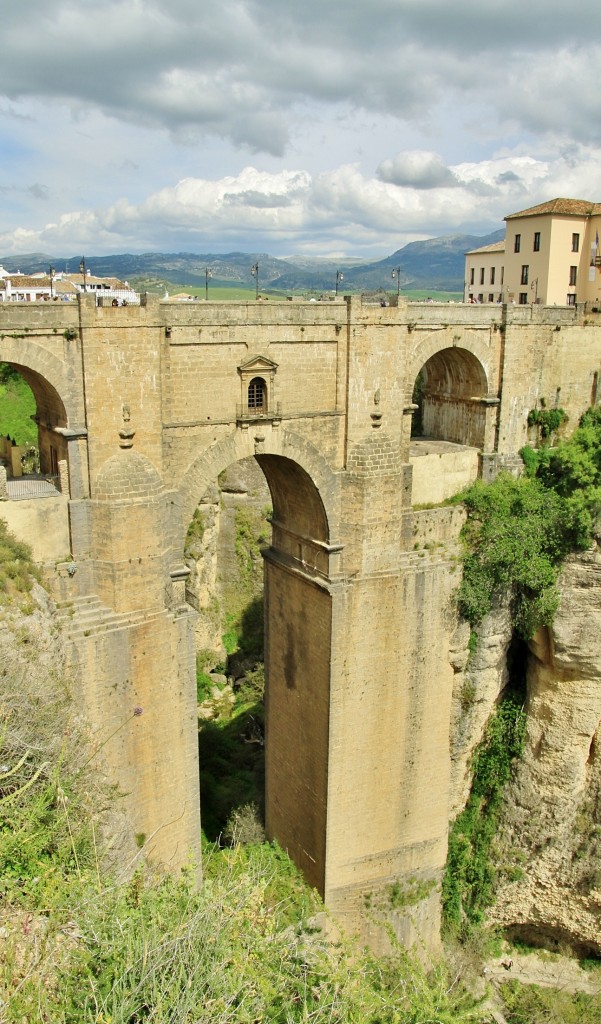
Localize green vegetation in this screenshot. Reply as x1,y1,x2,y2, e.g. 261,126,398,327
0,363,37,447
218,505,270,658
0,535,487,1022
184,507,205,552
444,406,601,945
443,684,526,936
456,407,601,640
0,518,39,608
501,981,601,1023
527,403,568,441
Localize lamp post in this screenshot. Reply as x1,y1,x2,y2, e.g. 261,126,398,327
48,265,55,300
250,262,259,299
79,257,87,292
205,267,212,301
391,266,401,301
335,270,344,296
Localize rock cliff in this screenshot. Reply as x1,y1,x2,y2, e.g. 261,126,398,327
489,544,601,954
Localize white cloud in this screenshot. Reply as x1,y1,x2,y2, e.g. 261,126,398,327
3,150,601,257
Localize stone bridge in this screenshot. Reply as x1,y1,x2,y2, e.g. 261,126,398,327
1,293,600,948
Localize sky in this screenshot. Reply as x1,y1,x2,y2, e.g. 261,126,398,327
2,0,601,259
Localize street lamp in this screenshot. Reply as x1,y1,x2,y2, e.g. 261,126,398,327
335,270,344,296
205,267,212,301
391,266,401,300
79,257,87,292
48,265,55,300
250,262,259,299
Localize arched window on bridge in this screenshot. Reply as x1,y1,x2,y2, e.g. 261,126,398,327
248,377,267,412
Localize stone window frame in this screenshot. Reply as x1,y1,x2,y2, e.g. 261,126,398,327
237,354,279,419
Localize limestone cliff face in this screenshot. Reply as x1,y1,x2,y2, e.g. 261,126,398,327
184,457,271,660
490,545,601,954
448,603,512,819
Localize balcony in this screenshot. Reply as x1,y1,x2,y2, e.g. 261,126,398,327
236,401,283,426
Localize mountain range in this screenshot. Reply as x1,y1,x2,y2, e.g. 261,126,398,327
0,229,504,294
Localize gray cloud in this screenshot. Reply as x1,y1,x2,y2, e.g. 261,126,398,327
377,152,459,189
2,0,601,154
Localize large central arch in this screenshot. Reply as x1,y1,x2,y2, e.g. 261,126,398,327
178,429,338,893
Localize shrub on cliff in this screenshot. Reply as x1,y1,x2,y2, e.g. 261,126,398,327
457,407,601,639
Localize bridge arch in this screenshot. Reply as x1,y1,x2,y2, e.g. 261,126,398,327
0,340,74,478
0,336,76,425
409,344,491,449
178,427,339,894
177,427,339,551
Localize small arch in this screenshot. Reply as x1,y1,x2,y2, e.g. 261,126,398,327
248,376,267,412
411,346,489,448
0,336,78,425
0,361,69,477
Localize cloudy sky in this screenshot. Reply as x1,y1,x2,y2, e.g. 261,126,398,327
2,0,601,258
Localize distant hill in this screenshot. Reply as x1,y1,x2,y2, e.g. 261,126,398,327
0,230,505,294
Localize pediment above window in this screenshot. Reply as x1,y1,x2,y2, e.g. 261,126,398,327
237,354,278,376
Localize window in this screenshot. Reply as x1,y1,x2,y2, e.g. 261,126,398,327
514,234,521,253
470,268,475,285
521,265,529,285
478,293,484,303
569,265,577,286
567,293,576,306
488,293,494,303
480,268,485,285
247,377,266,410
572,233,580,252
519,293,528,304
533,232,540,252
490,267,495,285
501,267,504,285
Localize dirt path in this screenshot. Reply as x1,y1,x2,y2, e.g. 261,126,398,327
485,952,601,996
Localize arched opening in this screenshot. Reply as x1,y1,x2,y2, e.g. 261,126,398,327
247,376,267,412
0,361,69,481
0,361,71,560
183,451,331,892
411,347,488,449
409,347,488,504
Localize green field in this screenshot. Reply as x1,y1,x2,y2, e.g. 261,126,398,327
159,284,464,303
402,289,463,302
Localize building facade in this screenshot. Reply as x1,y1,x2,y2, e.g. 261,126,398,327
465,198,601,306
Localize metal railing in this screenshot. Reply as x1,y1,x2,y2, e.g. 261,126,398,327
236,401,283,422
5,475,61,500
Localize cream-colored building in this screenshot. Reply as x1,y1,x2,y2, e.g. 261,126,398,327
464,240,505,304
465,198,601,306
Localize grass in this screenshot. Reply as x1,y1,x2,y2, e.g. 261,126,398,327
403,289,464,302
0,364,37,447
500,981,601,1023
